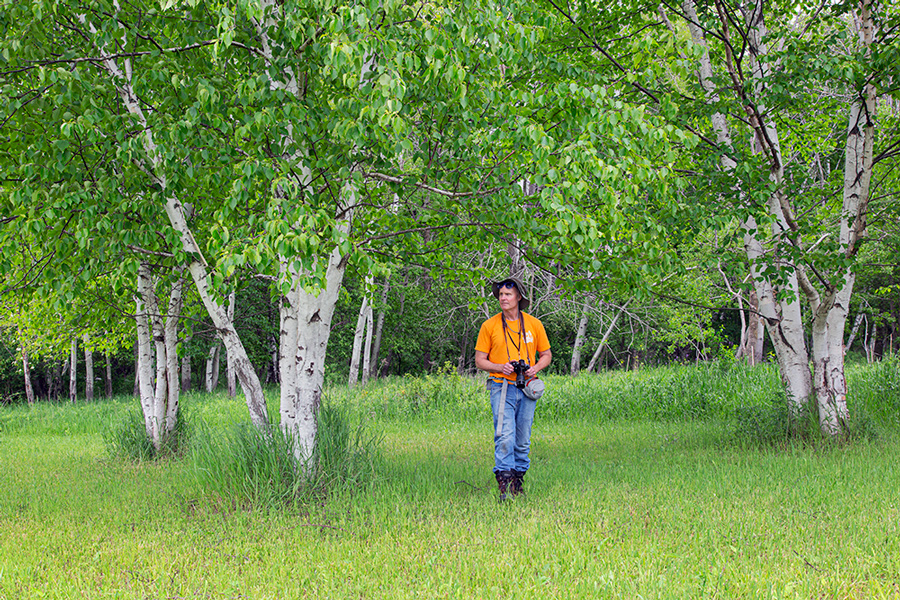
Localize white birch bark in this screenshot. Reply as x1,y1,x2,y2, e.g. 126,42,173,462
135,264,158,447
570,308,590,375
362,299,374,386
83,334,94,402
226,290,237,398
733,292,749,361
865,319,876,363
141,266,169,443
69,337,77,404
348,295,368,388
164,275,184,434
250,0,362,461
205,342,220,393
133,344,140,397
845,311,866,354
22,348,35,405
748,290,765,366
279,237,349,463
180,332,193,392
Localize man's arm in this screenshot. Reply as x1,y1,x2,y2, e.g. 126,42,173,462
475,350,515,376
526,349,552,379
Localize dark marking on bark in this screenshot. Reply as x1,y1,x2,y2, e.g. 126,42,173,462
309,311,321,323
775,324,797,355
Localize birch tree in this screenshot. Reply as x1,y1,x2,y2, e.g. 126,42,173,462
679,0,888,434
546,0,900,435
135,262,186,451
83,333,93,402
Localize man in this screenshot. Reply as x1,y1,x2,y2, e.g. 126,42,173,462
474,277,551,500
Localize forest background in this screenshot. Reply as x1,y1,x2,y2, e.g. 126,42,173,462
0,0,899,446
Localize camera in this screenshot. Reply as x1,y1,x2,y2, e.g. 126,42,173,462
510,359,528,389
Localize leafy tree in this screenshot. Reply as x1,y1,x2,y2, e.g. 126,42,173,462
542,0,900,435
1,0,694,456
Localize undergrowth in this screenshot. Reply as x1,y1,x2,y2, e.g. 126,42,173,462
104,408,191,461
191,402,381,507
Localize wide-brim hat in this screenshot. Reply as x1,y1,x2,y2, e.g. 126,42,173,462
491,276,530,312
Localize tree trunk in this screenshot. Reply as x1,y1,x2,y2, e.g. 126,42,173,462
361,297,374,386
810,1,875,435
145,274,169,443
135,264,186,449
181,354,192,392
269,334,280,384
348,293,370,388
748,290,764,365
845,310,866,355
864,317,876,362
135,264,158,447
133,344,140,397
105,352,113,398
205,341,220,393
164,275,184,435
83,334,94,402
812,284,851,436
180,332,193,392
69,337,77,404
687,0,814,414
370,277,390,380
280,221,350,464
570,307,590,375
746,233,812,414
23,349,35,405
226,290,237,398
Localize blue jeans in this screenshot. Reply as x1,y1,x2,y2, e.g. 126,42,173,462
489,379,537,473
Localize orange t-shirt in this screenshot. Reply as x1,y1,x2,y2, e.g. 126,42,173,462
475,312,551,382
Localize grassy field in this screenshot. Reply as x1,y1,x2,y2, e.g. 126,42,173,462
2,362,900,599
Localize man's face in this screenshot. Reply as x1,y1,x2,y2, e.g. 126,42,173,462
498,285,521,312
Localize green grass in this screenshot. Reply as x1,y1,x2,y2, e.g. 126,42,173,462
2,362,900,598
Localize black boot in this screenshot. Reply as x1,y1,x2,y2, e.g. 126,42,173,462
510,470,526,497
495,470,514,501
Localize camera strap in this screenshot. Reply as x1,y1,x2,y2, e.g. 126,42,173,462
501,312,530,366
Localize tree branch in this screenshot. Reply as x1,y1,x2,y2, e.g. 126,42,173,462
365,172,504,198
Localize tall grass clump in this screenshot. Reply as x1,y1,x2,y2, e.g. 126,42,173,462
192,401,381,507
104,408,191,461
848,354,900,428
728,392,815,447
